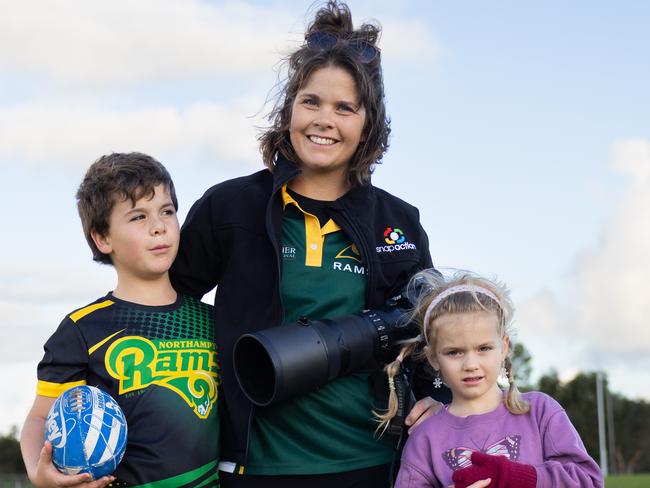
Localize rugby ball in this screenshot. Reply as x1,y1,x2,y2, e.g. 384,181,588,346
45,385,128,479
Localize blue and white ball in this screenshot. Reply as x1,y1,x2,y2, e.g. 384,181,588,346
45,385,128,479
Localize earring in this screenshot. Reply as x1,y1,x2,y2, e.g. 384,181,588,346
500,364,508,380
506,363,514,383
497,361,512,388
433,370,443,389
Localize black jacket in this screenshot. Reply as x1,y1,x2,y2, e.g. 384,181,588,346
171,157,434,464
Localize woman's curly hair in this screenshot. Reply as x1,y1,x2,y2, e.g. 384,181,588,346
258,0,390,187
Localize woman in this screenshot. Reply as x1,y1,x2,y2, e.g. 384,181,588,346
171,2,443,486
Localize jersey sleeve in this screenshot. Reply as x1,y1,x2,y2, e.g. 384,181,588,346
36,316,89,397
535,400,604,487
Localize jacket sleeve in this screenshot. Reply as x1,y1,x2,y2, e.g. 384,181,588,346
535,408,604,487
170,189,222,298
416,218,434,270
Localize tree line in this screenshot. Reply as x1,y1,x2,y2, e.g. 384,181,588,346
536,370,650,474
511,343,650,474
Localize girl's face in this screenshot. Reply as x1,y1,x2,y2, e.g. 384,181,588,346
427,311,509,415
289,65,366,186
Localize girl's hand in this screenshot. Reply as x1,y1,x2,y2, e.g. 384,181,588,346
31,441,115,488
453,452,537,488
405,396,442,433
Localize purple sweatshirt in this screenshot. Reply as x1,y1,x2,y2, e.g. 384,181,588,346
395,391,603,488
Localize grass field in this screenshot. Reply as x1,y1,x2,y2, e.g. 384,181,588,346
606,474,650,487
3,473,650,487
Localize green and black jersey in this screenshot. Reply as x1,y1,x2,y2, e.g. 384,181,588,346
37,293,220,487
244,186,396,475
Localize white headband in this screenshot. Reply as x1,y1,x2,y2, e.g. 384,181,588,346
422,284,501,344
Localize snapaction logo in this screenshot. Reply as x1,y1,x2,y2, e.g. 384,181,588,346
377,226,417,253
384,227,405,245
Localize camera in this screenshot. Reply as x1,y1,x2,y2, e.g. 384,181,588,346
233,292,417,407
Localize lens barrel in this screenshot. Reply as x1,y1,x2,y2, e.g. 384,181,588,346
233,307,414,406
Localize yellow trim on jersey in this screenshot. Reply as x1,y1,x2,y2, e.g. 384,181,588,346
37,379,86,398
88,328,126,356
335,243,362,262
281,185,342,267
69,300,114,323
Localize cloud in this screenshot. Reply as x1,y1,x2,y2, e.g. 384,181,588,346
0,0,297,88
0,1,442,89
0,97,263,167
381,18,443,64
0,301,56,365
0,1,443,168
0,262,117,364
516,289,563,335
0,362,36,434
518,139,650,399
0,263,113,304
572,139,650,354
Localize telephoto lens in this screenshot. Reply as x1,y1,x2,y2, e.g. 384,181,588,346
233,306,416,406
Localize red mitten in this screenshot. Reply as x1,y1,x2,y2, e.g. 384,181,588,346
452,452,537,488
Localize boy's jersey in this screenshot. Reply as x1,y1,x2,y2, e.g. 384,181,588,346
37,293,220,487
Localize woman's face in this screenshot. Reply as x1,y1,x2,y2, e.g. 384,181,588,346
289,65,366,184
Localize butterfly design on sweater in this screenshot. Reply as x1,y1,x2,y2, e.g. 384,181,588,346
442,435,521,470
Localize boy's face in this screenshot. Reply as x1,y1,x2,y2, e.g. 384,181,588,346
92,184,179,282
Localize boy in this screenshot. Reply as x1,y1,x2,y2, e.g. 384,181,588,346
20,153,220,488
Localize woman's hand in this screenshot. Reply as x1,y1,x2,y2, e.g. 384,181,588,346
405,396,442,433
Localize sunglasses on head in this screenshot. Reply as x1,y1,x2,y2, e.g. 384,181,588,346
305,31,380,63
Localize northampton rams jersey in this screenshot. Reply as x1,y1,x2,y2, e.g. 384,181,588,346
37,293,219,487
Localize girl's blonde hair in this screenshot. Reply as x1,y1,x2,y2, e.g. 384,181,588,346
376,269,529,432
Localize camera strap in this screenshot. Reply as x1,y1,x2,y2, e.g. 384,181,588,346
388,360,415,486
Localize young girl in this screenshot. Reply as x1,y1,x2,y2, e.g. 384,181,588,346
171,1,443,487
378,270,603,488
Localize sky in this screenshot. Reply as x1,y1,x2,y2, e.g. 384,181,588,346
1,0,649,435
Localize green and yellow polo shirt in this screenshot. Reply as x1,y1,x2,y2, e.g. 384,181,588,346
245,185,396,475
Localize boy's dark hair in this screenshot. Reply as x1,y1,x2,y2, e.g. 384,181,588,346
76,152,178,265
258,0,390,187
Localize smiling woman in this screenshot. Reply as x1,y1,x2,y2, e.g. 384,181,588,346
170,1,445,487
288,66,366,197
